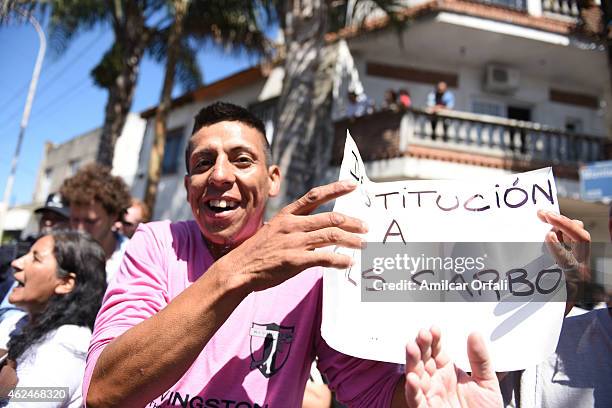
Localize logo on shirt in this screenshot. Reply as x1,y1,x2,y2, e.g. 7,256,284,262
249,322,294,378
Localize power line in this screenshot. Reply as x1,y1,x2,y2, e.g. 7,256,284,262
0,30,105,122
34,31,106,98
29,78,91,121
0,73,91,136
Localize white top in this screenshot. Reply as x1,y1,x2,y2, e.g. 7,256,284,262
105,232,129,284
0,312,26,350
7,325,92,408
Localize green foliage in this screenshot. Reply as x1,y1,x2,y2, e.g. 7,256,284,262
47,0,109,54
91,42,123,88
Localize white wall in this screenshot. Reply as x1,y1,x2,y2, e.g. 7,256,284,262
112,113,147,187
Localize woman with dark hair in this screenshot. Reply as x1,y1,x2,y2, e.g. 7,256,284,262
0,230,107,407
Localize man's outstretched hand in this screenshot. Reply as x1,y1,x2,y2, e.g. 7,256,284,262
221,180,367,293
402,327,502,408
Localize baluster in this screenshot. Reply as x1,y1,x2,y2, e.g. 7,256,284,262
561,0,570,15
509,127,517,153
430,115,438,141
446,117,452,143
413,114,420,140
486,125,495,149
473,122,482,147
567,134,576,162
414,114,424,140
492,126,500,150
576,138,584,162
457,120,466,145
553,133,561,162
533,131,543,160
585,138,593,161
570,0,579,16
503,126,512,153
542,132,553,160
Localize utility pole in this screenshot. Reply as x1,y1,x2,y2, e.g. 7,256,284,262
0,10,46,242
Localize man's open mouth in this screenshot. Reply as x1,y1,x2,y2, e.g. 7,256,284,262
207,199,239,213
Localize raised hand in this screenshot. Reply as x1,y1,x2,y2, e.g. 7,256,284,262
403,327,502,408
222,180,367,291
537,210,591,308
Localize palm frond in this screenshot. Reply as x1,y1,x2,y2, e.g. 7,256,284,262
174,38,202,92
47,0,110,55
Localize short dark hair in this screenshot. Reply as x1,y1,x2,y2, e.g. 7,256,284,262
186,102,272,173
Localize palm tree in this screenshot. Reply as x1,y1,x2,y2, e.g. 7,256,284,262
2,1,182,167
270,0,405,211
143,0,275,212
3,0,275,177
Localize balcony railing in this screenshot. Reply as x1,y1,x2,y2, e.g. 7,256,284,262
332,108,606,171
542,0,580,17
473,0,527,11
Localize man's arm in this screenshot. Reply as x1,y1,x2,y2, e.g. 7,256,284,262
86,180,367,407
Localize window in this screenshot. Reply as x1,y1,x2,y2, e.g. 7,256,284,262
472,100,504,117
69,159,80,175
162,127,185,175
565,118,583,133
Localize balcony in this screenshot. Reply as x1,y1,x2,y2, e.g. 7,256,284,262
332,108,608,179
541,0,580,17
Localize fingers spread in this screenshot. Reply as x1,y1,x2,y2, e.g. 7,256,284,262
405,341,422,375
282,180,357,216
305,228,364,250
300,250,353,270
416,329,433,364
467,332,496,382
299,212,368,234
429,326,450,369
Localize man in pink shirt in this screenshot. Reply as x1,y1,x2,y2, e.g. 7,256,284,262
84,102,503,407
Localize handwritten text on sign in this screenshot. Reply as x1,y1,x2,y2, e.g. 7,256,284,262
321,131,566,371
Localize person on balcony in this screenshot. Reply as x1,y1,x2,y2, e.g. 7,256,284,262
427,81,455,142
398,89,412,109
346,90,372,118
382,89,399,111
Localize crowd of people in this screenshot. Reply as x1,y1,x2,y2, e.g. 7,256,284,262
0,165,150,406
0,101,608,408
344,81,453,120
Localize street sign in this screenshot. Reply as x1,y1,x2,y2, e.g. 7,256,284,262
580,160,612,201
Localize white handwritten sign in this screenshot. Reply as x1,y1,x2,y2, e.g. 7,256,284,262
321,131,566,371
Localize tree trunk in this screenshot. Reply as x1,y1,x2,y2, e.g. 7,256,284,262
270,0,335,213
143,0,189,215
96,8,148,167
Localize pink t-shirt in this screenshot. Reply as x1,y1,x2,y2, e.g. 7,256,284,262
83,220,402,407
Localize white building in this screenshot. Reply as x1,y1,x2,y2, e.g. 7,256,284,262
6,113,146,239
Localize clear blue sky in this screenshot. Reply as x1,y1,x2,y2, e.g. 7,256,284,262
0,21,267,207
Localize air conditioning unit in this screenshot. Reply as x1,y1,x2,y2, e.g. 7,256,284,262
484,65,520,93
